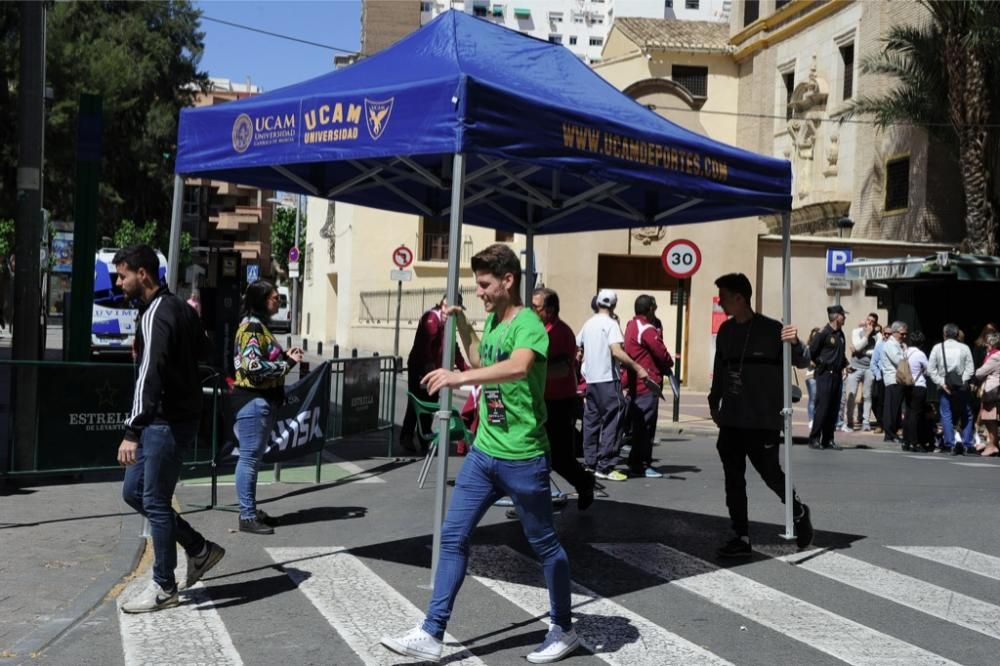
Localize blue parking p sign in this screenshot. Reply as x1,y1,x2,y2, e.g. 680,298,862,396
826,248,852,275
246,263,260,284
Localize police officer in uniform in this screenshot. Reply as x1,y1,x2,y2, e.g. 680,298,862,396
808,305,849,450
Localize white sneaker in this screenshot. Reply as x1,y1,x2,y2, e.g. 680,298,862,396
840,425,852,433
955,432,964,445
527,626,580,664
381,626,443,662
807,420,813,430
121,580,179,614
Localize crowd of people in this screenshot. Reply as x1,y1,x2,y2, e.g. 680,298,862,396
805,311,1000,457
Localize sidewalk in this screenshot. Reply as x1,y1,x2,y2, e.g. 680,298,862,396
0,476,144,662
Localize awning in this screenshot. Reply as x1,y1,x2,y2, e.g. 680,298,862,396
514,7,530,18
845,253,1000,282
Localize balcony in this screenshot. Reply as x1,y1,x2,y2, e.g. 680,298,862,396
211,205,262,231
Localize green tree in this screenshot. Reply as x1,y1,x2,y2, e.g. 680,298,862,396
0,218,13,258
270,206,305,272
847,0,1000,254
0,2,208,235
112,219,191,270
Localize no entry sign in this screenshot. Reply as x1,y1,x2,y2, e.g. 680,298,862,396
661,239,702,279
392,245,414,269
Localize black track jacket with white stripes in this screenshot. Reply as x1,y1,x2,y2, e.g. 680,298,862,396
123,286,204,443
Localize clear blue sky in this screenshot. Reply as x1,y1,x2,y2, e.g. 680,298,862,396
195,1,362,92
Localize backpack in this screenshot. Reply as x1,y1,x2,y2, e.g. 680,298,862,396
896,349,914,386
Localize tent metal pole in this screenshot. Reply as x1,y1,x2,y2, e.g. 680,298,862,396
167,174,184,292
431,152,466,583
524,218,535,303
781,211,795,540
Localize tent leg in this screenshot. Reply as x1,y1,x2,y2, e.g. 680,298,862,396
167,173,184,292
781,211,795,541
524,226,535,303
431,153,466,584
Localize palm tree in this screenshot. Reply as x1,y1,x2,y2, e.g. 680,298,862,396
848,0,1000,255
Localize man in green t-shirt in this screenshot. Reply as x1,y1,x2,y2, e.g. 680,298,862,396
382,244,578,664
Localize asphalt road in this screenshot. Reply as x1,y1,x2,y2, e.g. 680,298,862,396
25,422,1000,666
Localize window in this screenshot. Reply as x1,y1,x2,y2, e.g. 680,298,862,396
782,70,795,120
473,5,488,16
743,0,759,26
495,230,514,242
420,1,432,11
514,7,530,19
672,65,708,97
491,4,504,17
589,36,603,46
594,16,604,24
183,186,201,216
569,35,577,45
665,0,673,7
685,0,700,9
840,43,855,100
573,14,584,23
549,34,562,44
885,157,910,211
549,11,563,22
421,217,450,261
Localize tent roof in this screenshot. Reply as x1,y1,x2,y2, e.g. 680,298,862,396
176,10,791,233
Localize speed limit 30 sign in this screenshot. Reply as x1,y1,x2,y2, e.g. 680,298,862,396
660,239,702,279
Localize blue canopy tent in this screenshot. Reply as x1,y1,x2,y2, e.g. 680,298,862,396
171,10,796,575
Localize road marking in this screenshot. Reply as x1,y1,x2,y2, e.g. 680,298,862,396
951,462,999,468
468,545,733,666
325,456,385,483
594,543,958,666
781,549,1000,641
267,546,485,665
889,546,1000,582
902,456,951,462
118,555,242,666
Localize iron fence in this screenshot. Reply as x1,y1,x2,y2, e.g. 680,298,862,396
359,285,486,325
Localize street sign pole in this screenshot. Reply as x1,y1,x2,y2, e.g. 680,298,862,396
393,278,403,358
292,195,302,336
672,279,685,422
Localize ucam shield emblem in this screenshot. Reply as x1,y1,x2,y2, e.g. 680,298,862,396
231,113,253,153
364,97,394,141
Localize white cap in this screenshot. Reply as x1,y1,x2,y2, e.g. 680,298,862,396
596,289,618,308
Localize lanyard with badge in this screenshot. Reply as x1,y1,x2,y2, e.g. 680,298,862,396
483,312,519,427
728,316,755,396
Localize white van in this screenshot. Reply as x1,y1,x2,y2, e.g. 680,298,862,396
91,248,168,357
270,285,291,333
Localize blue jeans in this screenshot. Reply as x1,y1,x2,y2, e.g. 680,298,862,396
806,377,817,421
939,388,974,447
235,397,275,520
122,421,206,590
423,447,572,638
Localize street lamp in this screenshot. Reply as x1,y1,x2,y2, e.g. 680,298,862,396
834,216,855,306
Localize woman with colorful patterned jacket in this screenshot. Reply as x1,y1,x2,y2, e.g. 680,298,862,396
231,280,304,534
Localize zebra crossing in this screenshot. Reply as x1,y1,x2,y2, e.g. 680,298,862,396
112,540,1000,665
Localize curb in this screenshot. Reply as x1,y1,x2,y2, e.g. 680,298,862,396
2,508,146,663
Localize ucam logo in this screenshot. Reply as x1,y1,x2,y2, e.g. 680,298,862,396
231,113,253,153
364,97,394,141
270,407,324,452
231,111,297,152
826,247,853,275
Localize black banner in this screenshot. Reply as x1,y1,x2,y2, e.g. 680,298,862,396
342,357,381,436
218,362,332,464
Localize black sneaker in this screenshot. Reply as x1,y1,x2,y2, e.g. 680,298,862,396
239,516,275,535
717,536,752,559
505,508,519,520
808,439,823,450
794,504,814,549
952,446,965,456
824,441,842,451
184,541,226,589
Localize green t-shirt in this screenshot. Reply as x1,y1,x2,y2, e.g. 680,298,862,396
474,308,549,460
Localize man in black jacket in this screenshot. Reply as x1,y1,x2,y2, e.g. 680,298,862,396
808,305,849,450
708,273,814,558
114,245,225,613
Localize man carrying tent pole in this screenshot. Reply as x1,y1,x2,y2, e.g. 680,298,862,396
382,244,579,664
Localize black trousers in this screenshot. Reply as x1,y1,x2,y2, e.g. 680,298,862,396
627,391,659,470
809,372,842,444
545,397,592,492
883,384,905,440
400,367,433,447
716,427,801,537
871,379,885,427
903,385,929,446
